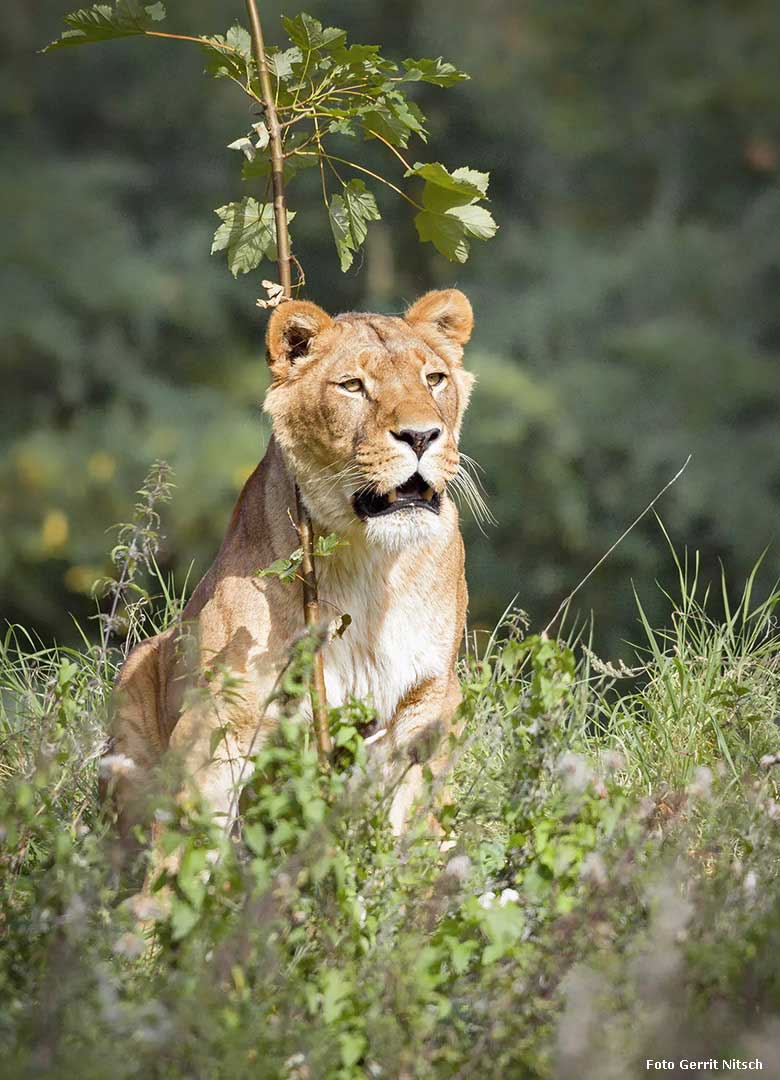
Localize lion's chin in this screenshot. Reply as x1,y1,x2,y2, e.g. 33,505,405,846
361,505,444,552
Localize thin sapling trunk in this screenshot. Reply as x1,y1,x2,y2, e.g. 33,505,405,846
245,0,332,765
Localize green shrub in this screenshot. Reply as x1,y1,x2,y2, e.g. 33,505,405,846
2,483,780,1077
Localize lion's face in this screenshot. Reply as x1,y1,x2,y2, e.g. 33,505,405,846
264,290,475,549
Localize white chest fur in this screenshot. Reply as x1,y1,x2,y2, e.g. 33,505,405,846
318,542,447,723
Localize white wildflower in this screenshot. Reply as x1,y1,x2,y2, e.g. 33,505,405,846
580,852,608,888
602,749,625,774
284,1052,309,1079
478,890,496,910
63,894,87,927
557,751,591,793
445,855,472,882
99,753,136,778
112,932,146,959
687,765,713,800
127,893,166,923
498,888,520,906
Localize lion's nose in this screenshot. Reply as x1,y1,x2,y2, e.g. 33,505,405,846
392,427,442,459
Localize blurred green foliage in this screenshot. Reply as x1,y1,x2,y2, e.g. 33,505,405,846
3,0,780,649
3,559,780,1075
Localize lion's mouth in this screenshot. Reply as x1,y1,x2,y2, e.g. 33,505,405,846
353,472,441,519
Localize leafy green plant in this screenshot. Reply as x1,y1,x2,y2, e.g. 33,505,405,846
3,510,780,1075
256,531,347,584
44,4,497,277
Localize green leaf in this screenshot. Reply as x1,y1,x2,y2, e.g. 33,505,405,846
169,898,199,942
256,548,304,584
242,148,316,184
408,161,489,202
414,210,471,263
343,181,381,246
401,56,470,87
200,25,253,83
209,725,229,757
282,13,346,53
177,846,209,909
362,94,426,148
446,203,498,241
267,46,301,80
211,198,295,277
329,196,353,272
327,117,358,137
225,23,251,57
479,904,526,964
340,1031,368,1069
313,532,349,558
408,162,496,261
331,43,383,67
243,823,267,857
43,0,165,51
328,181,380,272
320,968,351,1023
334,724,358,747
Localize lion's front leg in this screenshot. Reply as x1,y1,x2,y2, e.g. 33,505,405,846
167,698,259,833
383,675,462,835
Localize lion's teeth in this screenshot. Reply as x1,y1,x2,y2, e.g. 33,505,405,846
422,486,434,501
387,490,398,504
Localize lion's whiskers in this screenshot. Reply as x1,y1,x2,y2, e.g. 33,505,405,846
307,461,364,500
447,455,496,532
302,450,495,534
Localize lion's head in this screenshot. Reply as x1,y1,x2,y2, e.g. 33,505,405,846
263,289,476,549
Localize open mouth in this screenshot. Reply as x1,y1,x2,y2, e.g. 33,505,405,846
353,472,441,519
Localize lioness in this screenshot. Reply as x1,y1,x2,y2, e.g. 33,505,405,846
109,288,475,837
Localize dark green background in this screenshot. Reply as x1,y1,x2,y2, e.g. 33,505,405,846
3,0,780,653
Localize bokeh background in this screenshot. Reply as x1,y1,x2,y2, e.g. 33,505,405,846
4,0,780,652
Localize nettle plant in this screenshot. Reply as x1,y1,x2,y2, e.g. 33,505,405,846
45,3,497,279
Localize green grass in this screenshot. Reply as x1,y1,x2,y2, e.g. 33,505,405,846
2,525,780,1078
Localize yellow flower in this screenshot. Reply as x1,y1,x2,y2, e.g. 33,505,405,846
87,451,117,483
14,449,47,489
64,565,102,594
40,510,69,553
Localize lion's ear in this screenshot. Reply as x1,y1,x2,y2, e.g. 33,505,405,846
266,300,333,378
404,289,473,349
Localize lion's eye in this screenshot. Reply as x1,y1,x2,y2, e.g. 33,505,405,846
339,378,364,394
427,372,447,388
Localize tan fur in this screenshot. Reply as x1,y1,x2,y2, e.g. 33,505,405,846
107,289,475,837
